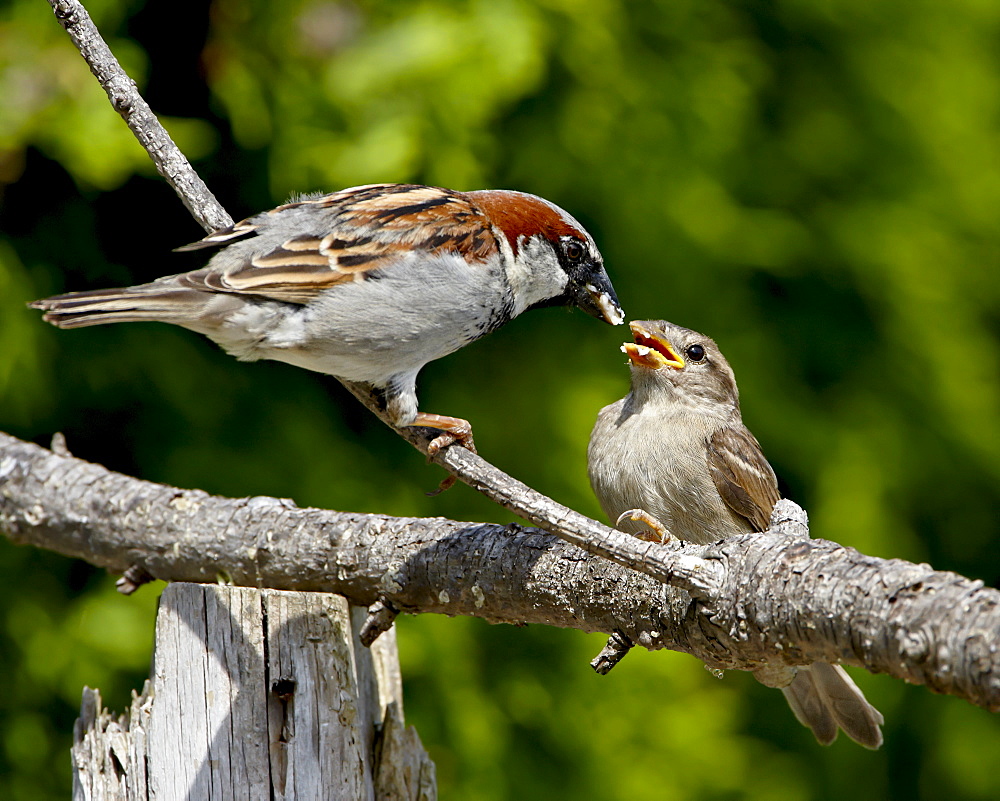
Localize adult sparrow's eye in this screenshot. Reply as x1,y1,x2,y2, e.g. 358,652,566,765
564,240,584,262
685,344,706,362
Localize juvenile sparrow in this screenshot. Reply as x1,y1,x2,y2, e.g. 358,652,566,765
588,320,884,749
31,183,623,451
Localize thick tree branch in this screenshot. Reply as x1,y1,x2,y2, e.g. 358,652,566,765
2,431,998,710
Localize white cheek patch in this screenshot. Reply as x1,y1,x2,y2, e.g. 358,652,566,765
508,235,569,313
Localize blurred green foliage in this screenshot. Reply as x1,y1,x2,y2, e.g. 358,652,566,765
2,0,1000,798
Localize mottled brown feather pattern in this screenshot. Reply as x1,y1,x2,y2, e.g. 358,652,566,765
706,426,781,532
176,184,504,305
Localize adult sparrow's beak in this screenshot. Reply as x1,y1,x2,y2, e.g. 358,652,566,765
570,271,624,325
587,281,625,325
621,322,684,370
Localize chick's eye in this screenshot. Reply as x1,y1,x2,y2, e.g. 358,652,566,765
685,344,706,362
564,240,585,262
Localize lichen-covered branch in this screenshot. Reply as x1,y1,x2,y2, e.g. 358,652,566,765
2,431,998,710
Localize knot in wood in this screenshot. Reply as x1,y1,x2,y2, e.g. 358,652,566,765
53,2,78,22
897,627,931,662
271,678,296,701
781,540,816,561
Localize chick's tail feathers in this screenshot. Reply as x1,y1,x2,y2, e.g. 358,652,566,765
29,283,215,329
781,663,884,750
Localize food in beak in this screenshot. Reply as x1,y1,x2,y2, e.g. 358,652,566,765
586,283,625,326
622,323,684,369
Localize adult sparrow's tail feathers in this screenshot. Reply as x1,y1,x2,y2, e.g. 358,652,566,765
781,663,884,749
29,282,217,329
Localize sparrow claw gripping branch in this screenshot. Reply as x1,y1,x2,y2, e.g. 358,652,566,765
30,183,623,455
615,508,671,542
419,413,476,495
417,413,477,457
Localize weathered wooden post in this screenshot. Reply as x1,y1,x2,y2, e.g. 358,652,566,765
71,583,435,800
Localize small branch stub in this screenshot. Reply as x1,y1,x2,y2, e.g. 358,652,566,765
360,599,401,647
591,631,634,675
116,564,155,596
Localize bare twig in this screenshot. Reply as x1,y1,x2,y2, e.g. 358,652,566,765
46,0,232,233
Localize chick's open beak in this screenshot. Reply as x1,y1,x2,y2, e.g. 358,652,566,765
622,322,684,370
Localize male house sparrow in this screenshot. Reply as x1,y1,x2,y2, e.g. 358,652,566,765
588,320,884,749
31,183,623,450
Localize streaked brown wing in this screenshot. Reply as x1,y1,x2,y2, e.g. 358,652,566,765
175,184,500,305
706,425,780,532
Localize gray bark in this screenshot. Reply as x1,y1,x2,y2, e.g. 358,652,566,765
4,431,998,711
70,583,434,801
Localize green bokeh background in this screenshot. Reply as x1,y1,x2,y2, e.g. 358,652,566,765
3,0,1000,798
